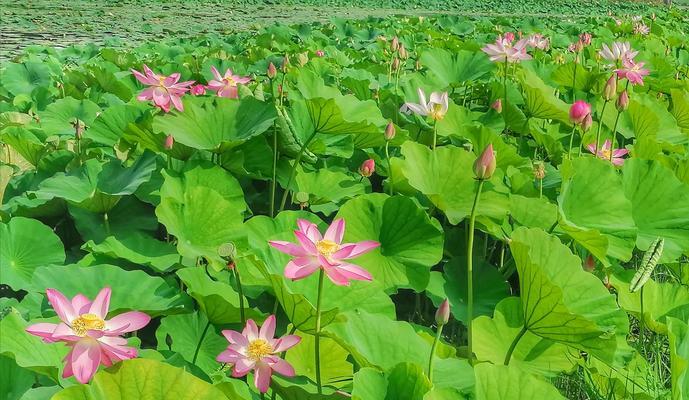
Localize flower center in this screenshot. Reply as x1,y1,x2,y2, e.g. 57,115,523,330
316,240,340,257
224,77,236,86
601,149,612,159
247,339,273,361
71,313,105,336
429,103,445,121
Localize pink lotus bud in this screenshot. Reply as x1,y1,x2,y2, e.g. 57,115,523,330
473,144,496,180
579,32,592,46
359,159,375,178
385,121,396,140
391,36,399,51
164,134,174,150
435,299,450,325
603,75,617,101
504,32,515,42
569,100,592,125
267,62,277,79
399,45,408,59
190,84,206,96
282,55,290,72
315,50,325,57
391,57,400,70
616,90,629,111
583,255,596,272
581,113,593,132
491,99,502,113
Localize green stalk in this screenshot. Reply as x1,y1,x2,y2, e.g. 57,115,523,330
432,122,438,150
466,179,485,364
594,100,609,154
269,78,278,218
233,267,245,326
103,213,110,236
567,124,578,159
427,323,444,381
572,53,579,99
639,286,645,355
192,320,211,365
278,132,317,212
610,111,622,163
385,141,395,195
314,269,325,394
539,178,543,199
504,325,528,365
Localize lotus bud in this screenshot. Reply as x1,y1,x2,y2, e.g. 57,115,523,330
359,159,375,178
391,57,400,70
73,119,84,139
297,52,308,66
491,98,502,113
435,299,450,326
190,84,206,96
504,32,515,42
579,32,592,46
473,144,496,180
391,36,399,51
267,62,277,79
581,113,593,132
164,134,174,150
315,50,325,57
399,45,408,59
583,254,596,271
603,75,617,101
282,54,290,72
533,161,545,180
616,90,629,111
569,100,592,125
385,121,396,140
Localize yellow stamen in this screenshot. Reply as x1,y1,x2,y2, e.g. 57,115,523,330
224,77,236,86
429,103,445,121
71,313,105,336
601,149,612,159
316,240,340,257
247,339,273,361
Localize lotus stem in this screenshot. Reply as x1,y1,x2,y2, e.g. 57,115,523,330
432,123,438,150
385,141,395,195
639,286,645,355
466,179,485,364
314,268,325,394
572,53,578,99
594,100,608,154
233,267,245,326
279,132,317,211
567,125,578,160
504,325,528,365
103,213,110,236
192,320,211,365
427,323,444,381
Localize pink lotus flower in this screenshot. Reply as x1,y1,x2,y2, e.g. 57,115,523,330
190,84,206,96
26,288,150,384
491,99,502,113
217,315,299,393
633,23,650,35
526,34,549,50
615,58,650,86
579,33,592,46
587,139,628,166
401,88,449,121
481,33,532,63
569,100,592,125
269,219,380,286
599,42,638,64
315,50,325,57
207,66,251,99
131,65,194,113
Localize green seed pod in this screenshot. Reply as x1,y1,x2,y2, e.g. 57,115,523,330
218,242,237,259
629,237,664,293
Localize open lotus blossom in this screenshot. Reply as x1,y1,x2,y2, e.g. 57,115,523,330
131,65,194,112
26,287,150,384
207,66,251,99
481,33,531,63
633,23,650,35
587,139,628,166
401,88,449,121
526,34,549,50
599,42,639,64
269,219,380,286
217,315,300,393
615,58,650,86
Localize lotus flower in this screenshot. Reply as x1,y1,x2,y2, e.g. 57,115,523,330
615,58,650,86
587,139,628,166
131,65,194,112
401,88,449,121
269,219,380,286
599,42,638,64
491,99,502,113
207,66,251,99
633,23,650,35
190,84,206,96
481,33,531,63
359,159,375,177
217,315,300,393
569,100,592,125
579,33,592,46
526,34,550,50
26,288,150,383
315,50,325,57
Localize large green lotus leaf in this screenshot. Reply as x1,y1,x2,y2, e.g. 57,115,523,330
622,158,689,262
559,157,637,261
51,358,227,400
324,311,433,371
293,166,367,213
69,197,158,243
609,269,689,334
509,195,558,230
510,227,631,365
156,161,246,265
335,193,443,291
1,62,52,96
586,353,662,400
155,312,227,376
87,104,145,147
152,96,277,150
269,375,342,399
473,297,578,376
668,317,689,400
671,89,689,130
0,355,34,400
96,151,157,196
31,264,192,316
1,127,48,167
519,69,570,123
38,97,101,136
352,368,387,400
0,311,67,382
0,217,65,290
423,388,468,400
419,49,493,87
351,362,432,400
442,256,509,323
176,267,262,325
474,364,565,400
397,142,509,225
604,93,686,145
285,329,352,389
551,62,597,91
17,387,61,400
82,233,179,273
